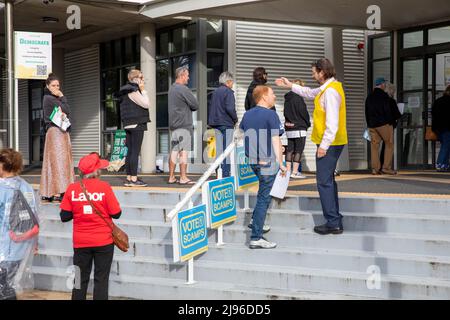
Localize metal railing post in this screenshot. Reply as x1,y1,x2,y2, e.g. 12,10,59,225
244,190,250,212
187,257,195,285
186,200,196,284
217,167,224,246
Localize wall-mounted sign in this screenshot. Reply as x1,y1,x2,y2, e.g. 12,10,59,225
172,204,208,263
202,177,237,229
14,31,52,80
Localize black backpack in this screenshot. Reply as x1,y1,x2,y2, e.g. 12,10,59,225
8,190,39,243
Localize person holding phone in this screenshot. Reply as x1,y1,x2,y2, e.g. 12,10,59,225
40,73,75,203
118,69,150,187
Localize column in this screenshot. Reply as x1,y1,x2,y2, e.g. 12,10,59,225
140,23,157,173
5,0,17,150
324,27,350,171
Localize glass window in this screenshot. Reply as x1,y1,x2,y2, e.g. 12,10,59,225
158,130,170,154
103,132,115,160
402,127,424,165
101,42,113,69
172,55,196,89
403,59,423,91
158,32,169,57
436,53,450,92
187,23,196,51
403,31,423,48
372,60,391,87
135,35,140,61
206,19,224,49
124,37,135,65
207,53,224,88
372,36,390,60
172,27,184,54
102,70,119,101
113,40,123,66
402,92,423,126
157,59,169,93
428,58,433,90
428,26,450,45
156,94,168,128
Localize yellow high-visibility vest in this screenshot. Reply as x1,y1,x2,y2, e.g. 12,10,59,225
311,80,348,146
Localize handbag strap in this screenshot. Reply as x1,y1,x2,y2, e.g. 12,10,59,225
79,179,114,232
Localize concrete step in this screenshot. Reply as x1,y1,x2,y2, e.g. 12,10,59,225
40,203,169,222
39,232,450,278
234,209,450,236
37,215,450,257
110,190,450,215
32,251,450,299
38,204,450,237
32,266,372,300
34,242,450,280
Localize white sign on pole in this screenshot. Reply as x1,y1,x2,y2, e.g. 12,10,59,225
14,31,52,80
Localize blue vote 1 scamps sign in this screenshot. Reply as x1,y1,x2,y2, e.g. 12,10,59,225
172,204,208,262
202,177,237,228
231,145,259,189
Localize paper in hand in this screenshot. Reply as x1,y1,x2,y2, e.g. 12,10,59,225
49,106,71,131
270,170,291,199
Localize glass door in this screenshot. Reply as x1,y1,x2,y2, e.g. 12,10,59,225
29,81,45,164
398,58,428,168
429,52,450,167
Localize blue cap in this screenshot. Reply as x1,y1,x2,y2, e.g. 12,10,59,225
375,77,386,86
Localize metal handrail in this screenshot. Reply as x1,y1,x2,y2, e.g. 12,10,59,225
167,132,241,220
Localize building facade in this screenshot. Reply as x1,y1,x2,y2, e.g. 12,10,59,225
1,1,449,172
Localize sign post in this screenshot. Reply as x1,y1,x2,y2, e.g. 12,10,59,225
171,204,208,284
230,145,258,212
202,176,237,246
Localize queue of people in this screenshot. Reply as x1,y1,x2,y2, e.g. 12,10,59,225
1,57,448,300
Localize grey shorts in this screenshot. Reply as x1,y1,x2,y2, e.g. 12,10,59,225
170,128,193,152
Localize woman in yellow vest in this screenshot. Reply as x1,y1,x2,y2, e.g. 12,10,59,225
276,58,348,235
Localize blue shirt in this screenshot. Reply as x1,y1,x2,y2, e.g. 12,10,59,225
239,106,285,163
0,177,38,262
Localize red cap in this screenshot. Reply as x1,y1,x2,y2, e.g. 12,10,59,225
78,153,109,175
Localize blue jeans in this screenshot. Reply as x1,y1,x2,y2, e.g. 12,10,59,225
250,163,277,241
316,145,344,228
213,126,234,177
437,130,450,169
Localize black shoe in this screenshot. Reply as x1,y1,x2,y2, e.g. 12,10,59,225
313,223,343,235
127,179,148,187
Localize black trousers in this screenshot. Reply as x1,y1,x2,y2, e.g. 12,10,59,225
0,261,20,300
125,129,145,176
72,243,114,300
286,137,306,163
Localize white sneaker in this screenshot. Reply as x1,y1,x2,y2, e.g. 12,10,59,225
291,172,307,179
249,238,277,249
248,219,271,233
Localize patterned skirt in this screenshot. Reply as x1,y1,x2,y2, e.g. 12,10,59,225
39,127,75,197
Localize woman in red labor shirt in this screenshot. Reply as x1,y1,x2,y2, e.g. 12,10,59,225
60,152,122,300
